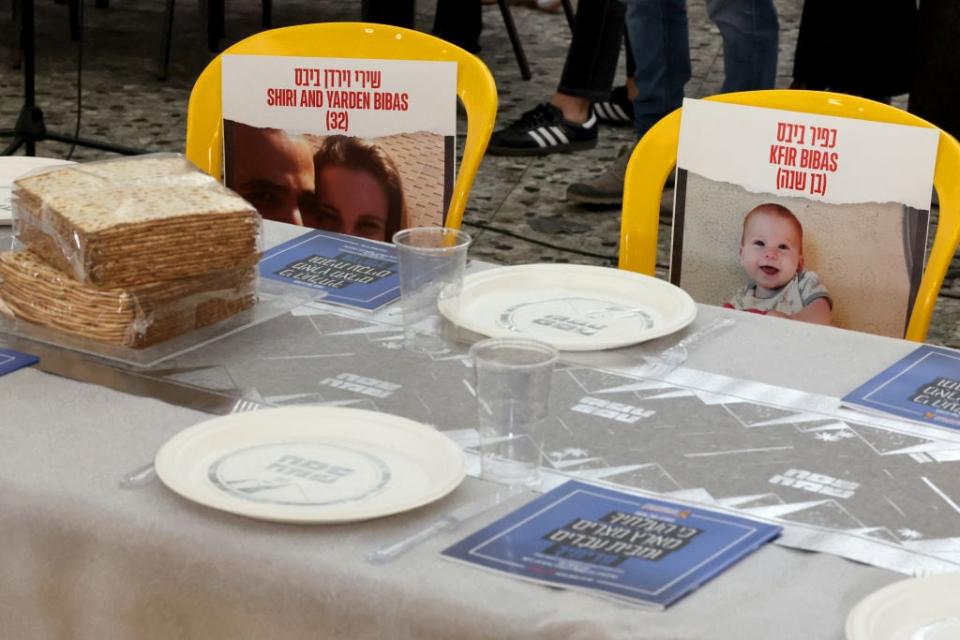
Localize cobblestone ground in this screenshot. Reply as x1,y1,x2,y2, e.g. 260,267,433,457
0,0,956,345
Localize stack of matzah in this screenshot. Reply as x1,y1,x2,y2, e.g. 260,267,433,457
0,251,257,348
12,154,260,286
0,154,262,348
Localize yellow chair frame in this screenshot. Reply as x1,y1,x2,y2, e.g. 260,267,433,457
185,22,497,230
620,89,960,342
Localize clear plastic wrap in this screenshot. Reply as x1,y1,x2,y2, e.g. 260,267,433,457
0,250,258,348
10,153,262,287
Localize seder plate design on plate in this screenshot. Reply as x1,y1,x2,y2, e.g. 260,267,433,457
207,441,391,506
441,264,697,351
497,297,655,337
155,406,466,523
846,573,960,640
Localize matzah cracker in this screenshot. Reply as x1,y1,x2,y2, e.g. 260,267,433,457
11,153,262,287
0,250,257,348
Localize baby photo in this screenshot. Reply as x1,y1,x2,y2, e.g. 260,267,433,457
671,170,928,338
725,203,832,325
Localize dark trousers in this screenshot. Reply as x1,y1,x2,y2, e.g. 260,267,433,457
557,0,628,101
361,0,483,53
792,0,915,101
909,0,960,139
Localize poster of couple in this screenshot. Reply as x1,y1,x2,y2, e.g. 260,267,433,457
221,55,457,243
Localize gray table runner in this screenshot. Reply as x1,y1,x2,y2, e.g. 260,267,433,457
113,303,960,576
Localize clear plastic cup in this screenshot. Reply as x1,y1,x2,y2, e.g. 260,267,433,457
393,227,472,353
469,337,558,487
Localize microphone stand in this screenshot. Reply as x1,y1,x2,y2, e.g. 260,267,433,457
1,0,148,156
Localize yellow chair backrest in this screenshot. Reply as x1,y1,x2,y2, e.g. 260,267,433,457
620,89,960,342
185,22,497,230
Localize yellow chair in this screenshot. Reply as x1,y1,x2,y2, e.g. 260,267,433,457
619,89,960,342
185,22,497,230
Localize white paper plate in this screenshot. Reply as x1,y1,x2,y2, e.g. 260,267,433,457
155,406,466,523
0,157,75,225
846,574,960,640
440,264,697,351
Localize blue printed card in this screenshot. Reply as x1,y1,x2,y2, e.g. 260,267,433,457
259,230,399,311
0,347,38,377
843,344,960,430
442,480,781,608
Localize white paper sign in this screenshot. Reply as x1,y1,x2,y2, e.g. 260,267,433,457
677,99,939,209
222,55,457,138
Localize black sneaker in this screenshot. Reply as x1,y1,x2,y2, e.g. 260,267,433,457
487,103,598,156
592,86,634,126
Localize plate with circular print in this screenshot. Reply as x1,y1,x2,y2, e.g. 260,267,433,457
846,573,960,640
155,406,466,523
440,264,697,351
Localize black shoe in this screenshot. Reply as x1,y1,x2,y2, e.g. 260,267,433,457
487,103,598,156
592,86,634,126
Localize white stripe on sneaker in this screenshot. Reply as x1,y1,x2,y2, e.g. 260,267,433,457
582,112,598,129
538,127,558,146
527,129,548,148
593,103,608,120
612,104,630,121
550,126,569,144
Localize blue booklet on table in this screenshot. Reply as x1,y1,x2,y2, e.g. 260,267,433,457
259,230,399,311
442,480,781,609
842,344,960,430
0,347,38,377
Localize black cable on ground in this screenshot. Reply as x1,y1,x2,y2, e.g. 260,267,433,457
65,0,84,160
462,220,618,263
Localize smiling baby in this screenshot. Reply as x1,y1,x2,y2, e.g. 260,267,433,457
724,203,832,325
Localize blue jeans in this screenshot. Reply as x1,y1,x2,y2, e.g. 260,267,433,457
622,0,691,138
707,0,779,92
621,0,778,139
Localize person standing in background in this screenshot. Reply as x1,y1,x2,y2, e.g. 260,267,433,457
790,0,916,102
361,0,483,53
567,0,779,205
909,0,960,141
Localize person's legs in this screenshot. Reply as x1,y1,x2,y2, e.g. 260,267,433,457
592,30,638,126
549,0,628,124
626,0,690,138
433,0,483,53
360,0,415,27
556,0,626,102
706,0,778,93
567,0,688,205
487,0,626,155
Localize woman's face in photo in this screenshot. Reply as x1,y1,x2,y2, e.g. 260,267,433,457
302,166,390,241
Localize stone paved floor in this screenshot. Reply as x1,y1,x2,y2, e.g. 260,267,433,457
1,0,956,345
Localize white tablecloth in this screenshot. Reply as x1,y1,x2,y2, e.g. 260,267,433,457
0,222,919,640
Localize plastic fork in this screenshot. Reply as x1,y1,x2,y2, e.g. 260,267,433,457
117,397,266,490
641,317,735,378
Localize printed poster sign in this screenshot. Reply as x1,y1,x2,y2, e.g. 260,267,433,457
443,480,781,608
844,344,960,430
259,229,399,311
671,98,939,338
222,55,457,237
